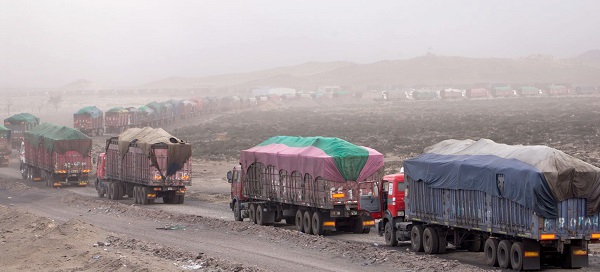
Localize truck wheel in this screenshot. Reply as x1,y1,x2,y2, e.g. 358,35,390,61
113,182,122,200
484,238,500,267
295,210,304,232
96,180,105,198
248,204,257,224
437,229,447,254
256,204,265,225
423,227,439,254
410,225,425,252
362,228,371,234
107,182,113,199
303,210,313,234
497,240,513,269
21,166,27,180
384,221,398,246
510,242,524,271
233,201,243,222
132,186,139,203
176,194,185,204
311,211,324,235
140,187,149,205
352,218,364,234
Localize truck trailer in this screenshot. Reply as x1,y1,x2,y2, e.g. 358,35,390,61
95,127,192,204
105,107,130,133
4,112,40,149
397,139,600,270
0,125,11,167
227,136,384,235
21,123,92,187
74,106,104,136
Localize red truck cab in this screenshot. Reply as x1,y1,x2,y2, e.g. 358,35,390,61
375,171,409,246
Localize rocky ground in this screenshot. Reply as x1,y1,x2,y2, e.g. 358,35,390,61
1,94,600,271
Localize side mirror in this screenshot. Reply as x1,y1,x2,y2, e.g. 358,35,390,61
92,157,97,164
226,171,233,183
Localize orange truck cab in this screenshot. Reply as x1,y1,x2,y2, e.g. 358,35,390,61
375,171,410,246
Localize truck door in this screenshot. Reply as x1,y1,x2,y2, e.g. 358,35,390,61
230,166,243,200
358,181,382,215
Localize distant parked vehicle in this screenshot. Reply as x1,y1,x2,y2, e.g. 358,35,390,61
74,106,104,136
4,112,40,149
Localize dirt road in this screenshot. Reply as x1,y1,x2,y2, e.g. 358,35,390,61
0,159,490,271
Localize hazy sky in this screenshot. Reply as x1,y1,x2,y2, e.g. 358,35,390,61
1,0,599,88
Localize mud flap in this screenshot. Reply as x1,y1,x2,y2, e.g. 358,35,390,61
562,244,589,268
523,239,541,270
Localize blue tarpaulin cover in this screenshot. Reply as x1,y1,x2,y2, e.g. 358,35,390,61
404,139,600,218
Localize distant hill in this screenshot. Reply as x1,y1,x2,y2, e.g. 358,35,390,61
138,52,600,94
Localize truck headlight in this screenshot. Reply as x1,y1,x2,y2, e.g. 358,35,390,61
397,210,405,217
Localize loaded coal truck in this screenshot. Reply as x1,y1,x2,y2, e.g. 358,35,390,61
21,123,92,187
74,106,104,136
95,127,192,205
397,139,600,270
0,125,11,167
373,171,407,246
227,136,384,235
4,112,40,149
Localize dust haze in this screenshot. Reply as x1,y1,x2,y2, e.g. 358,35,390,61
1,0,599,90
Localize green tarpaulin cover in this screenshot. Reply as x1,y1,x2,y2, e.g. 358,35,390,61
241,136,384,182
107,107,129,113
74,106,103,118
24,123,92,156
4,113,40,126
0,125,10,139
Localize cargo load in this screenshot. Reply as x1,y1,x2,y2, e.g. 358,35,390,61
95,127,192,204
73,106,104,136
4,112,40,148
397,139,600,270
21,123,92,187
229,136,384,235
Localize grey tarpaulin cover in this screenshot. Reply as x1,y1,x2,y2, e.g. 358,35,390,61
110,127,191,176
404,139,600,218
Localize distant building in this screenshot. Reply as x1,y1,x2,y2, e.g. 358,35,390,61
251,87,296,97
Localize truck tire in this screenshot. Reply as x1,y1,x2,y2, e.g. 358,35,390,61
384,221,398,246
133,186,139,203
113,182,123,200
410,225,424,252
107,182,114,200
497,240,513,269
96,179,105,198
249,204,257,224
21,166,27,180
437,229,447,254
256,204,266,226
140,187,149,205
233,201,243,222
284,216,295,225
295,210,304,232
423,227,439,254
510,242,524,271
311,211,324,235
484,238,500,267
176,194,185,204
352,218,364,234
303,210,313,234
467,235,483,252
